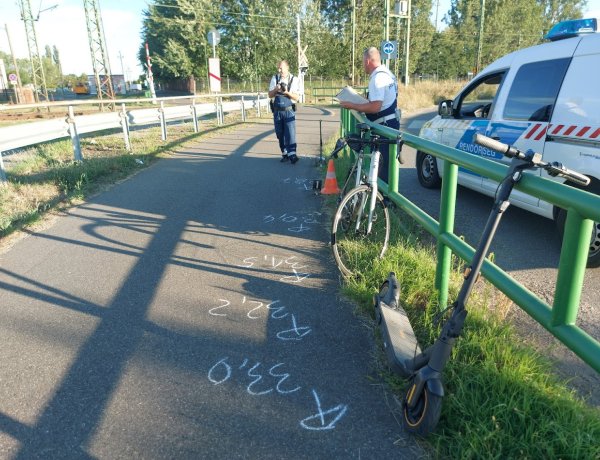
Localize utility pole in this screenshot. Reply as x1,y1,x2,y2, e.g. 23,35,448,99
145,42,156,100
390,1,411,86
404,0,411,86
476,0,486,74
351,0,356,85
383,0,390,67
296,14,308,103
117,51,127,92
4,24,24,103
17,0,49,103
83,0,115,107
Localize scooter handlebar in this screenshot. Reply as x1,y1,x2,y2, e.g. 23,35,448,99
546,162,591,187
473,133,523,159
473,133,591,187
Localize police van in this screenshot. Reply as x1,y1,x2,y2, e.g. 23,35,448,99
417,18,600,267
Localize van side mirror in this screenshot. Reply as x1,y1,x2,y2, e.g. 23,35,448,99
438,99,454,117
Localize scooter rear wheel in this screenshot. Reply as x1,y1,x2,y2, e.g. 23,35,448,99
402,384,442,437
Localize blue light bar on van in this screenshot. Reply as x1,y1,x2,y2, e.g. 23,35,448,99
546,18,598,41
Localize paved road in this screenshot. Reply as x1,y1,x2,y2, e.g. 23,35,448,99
0,106,424,459
401,108,599,406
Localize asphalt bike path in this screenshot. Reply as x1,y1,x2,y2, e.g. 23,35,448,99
0,106,422,458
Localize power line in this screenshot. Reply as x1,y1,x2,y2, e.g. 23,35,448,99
149,2,283,20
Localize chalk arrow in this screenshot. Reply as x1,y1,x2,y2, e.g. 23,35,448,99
300,390,348,431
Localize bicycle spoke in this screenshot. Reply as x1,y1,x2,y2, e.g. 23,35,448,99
332,186,390,277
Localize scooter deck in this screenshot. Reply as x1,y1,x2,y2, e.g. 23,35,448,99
378,302,421,378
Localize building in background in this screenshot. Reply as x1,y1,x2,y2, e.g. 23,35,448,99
86,74,127,96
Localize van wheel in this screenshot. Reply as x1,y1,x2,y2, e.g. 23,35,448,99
555,184,600,268
416,151,442,189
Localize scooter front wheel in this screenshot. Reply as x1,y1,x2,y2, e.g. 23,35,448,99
402,384,442,436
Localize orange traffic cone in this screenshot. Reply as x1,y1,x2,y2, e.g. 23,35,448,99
321,159,341,194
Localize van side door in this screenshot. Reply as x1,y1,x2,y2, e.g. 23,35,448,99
484,58,572,208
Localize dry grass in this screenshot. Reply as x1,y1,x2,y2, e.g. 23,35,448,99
398,80,465,112
305,78,465,110
0,113,249,238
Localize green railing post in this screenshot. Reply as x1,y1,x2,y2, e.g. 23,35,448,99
552,210,593,326
388,143,399,194
436,160,458,309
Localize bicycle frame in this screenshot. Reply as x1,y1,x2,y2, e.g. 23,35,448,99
345,147,380,235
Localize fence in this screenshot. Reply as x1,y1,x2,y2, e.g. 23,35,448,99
340,108,600,374
0,93,270,184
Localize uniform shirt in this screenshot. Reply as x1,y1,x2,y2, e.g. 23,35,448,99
269,73,300,95
368,65,398,111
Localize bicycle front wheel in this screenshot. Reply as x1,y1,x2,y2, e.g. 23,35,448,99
331,185,390,277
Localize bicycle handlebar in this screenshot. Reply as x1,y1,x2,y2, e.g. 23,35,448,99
329,138,347,159
473,133,590,187
341,134,401,149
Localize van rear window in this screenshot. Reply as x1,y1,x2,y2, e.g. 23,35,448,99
503,58,571,122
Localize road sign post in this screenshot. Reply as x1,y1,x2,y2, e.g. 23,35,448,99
209,58,221,93
207,28,220,59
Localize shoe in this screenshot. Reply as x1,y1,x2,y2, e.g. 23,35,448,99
289,154,299,164
280,156,289,163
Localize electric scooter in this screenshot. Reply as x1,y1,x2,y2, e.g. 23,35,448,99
374,133,590,436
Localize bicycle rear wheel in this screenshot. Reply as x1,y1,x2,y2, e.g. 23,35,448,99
331,185,390,277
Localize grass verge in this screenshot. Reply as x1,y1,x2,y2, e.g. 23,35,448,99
0,113,254,241
324,139,600,459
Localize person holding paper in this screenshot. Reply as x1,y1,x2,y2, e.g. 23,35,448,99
339,47,399,182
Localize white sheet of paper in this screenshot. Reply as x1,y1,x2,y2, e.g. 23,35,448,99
334,86,369,105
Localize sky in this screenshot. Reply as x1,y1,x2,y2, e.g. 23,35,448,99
0,0,148,79
1,0,600,79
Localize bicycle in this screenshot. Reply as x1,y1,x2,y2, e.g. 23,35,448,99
329,123,402,277
373,133,590,436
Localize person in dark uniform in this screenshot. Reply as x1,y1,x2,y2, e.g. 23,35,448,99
340,47,400,181
268,60,301,164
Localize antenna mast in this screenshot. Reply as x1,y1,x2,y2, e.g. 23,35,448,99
83,0,115,105
17,0,49,102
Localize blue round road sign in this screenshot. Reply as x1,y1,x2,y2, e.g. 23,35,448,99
383,42,395,55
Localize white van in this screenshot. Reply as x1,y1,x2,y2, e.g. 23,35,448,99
417,18,600,267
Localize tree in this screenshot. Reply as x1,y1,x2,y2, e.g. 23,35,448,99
139,0,213,80
441,0,587,77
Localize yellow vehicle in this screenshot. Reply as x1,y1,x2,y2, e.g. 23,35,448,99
73,82,90,95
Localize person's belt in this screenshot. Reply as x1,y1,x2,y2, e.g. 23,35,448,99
372,113,397,124
273,106,294,112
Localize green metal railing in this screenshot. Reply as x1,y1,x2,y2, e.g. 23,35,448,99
340,108,600,374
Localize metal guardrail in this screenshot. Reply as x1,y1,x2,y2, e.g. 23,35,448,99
341,108,600,374
308,86,367,104
0,93,270,183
